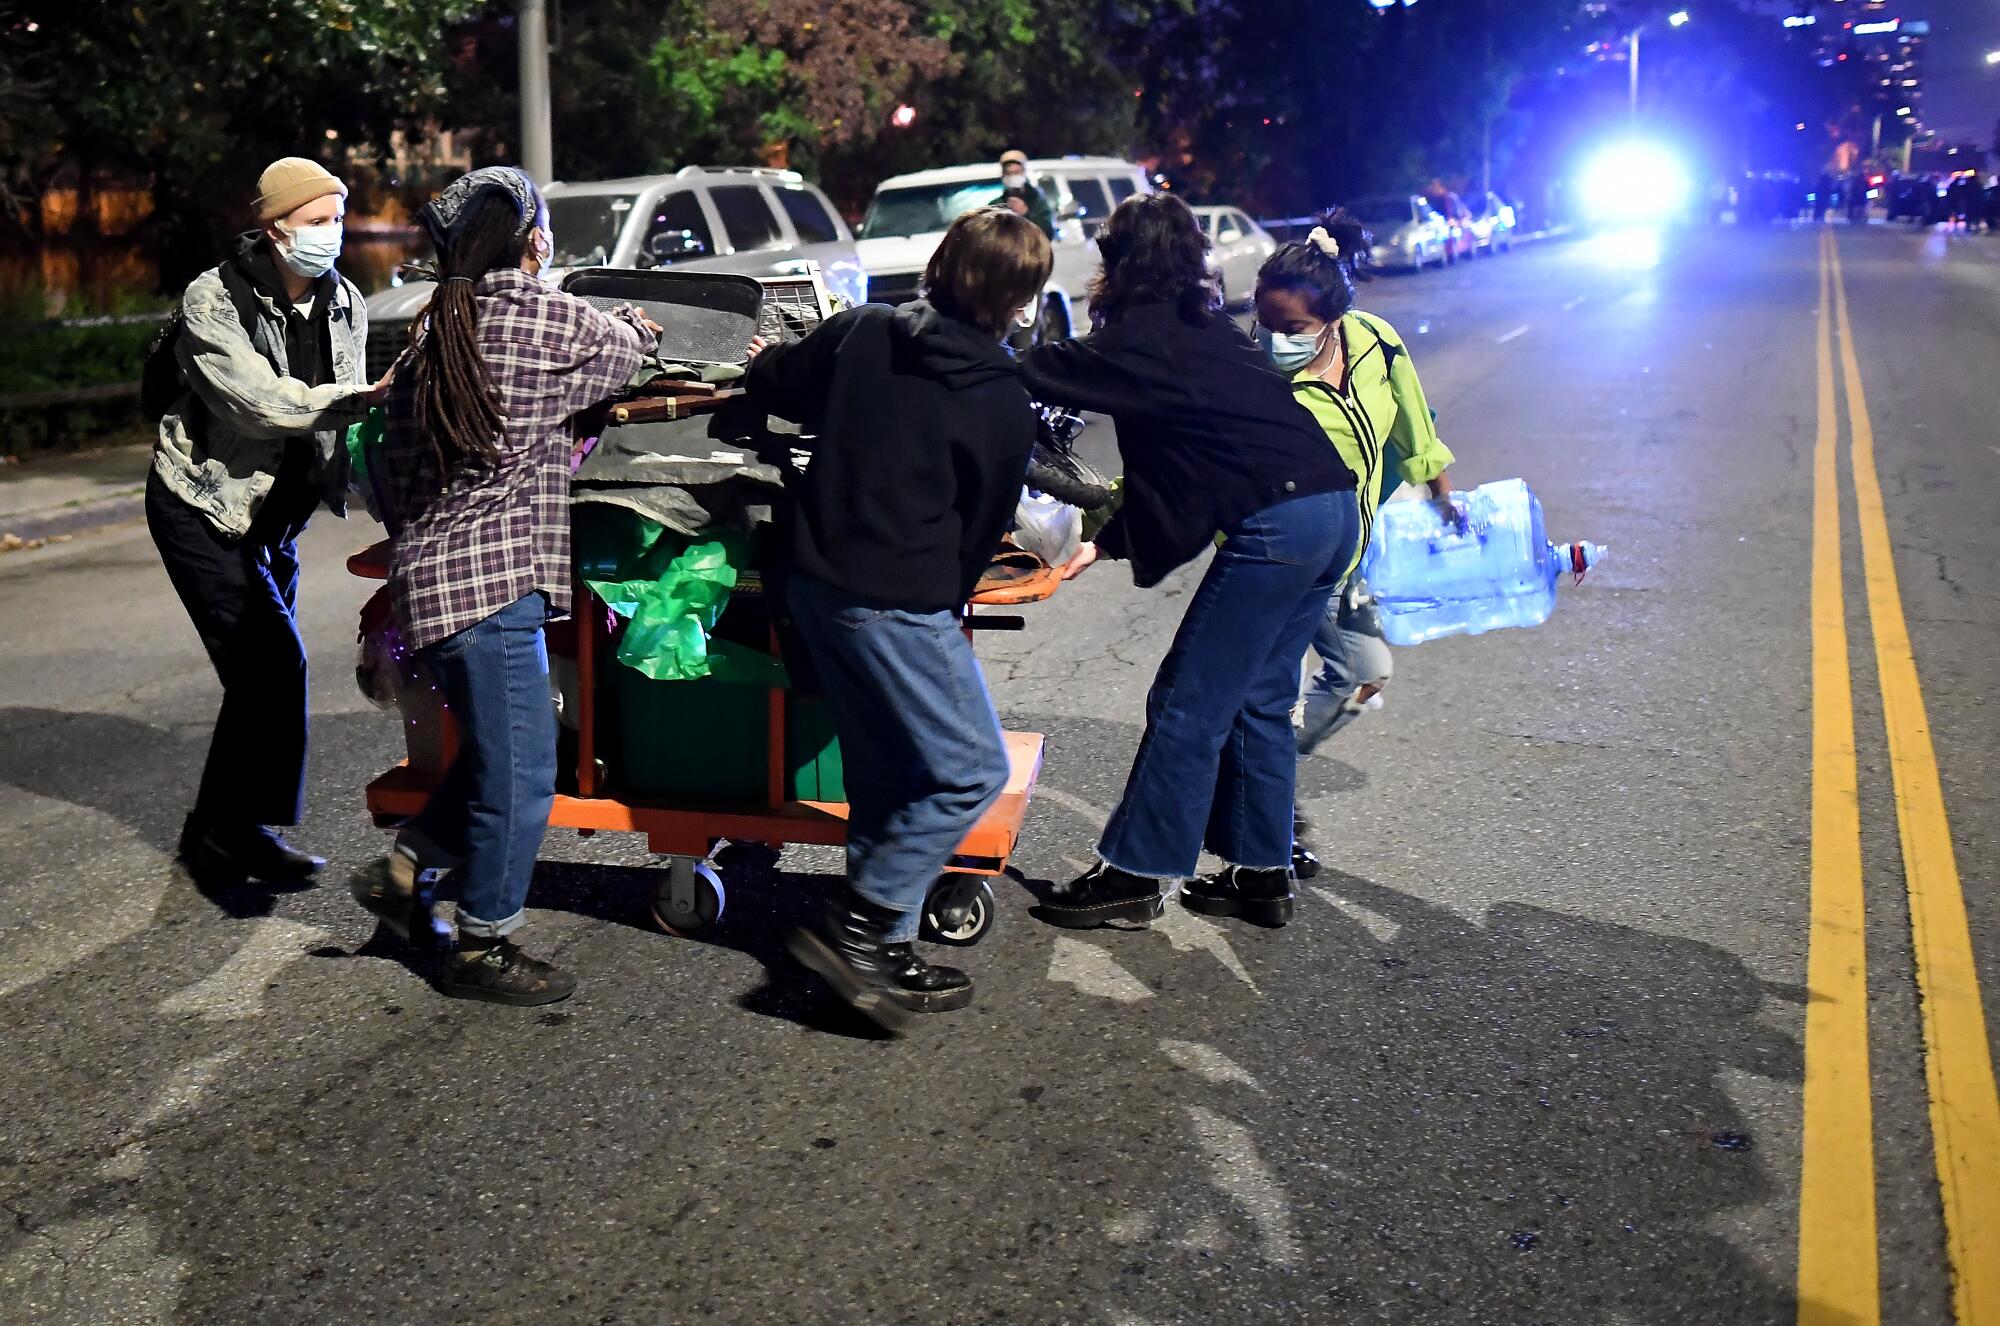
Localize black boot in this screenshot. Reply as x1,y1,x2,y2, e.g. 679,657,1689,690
1290,805,1322,880
180,815,323,886
1033,862,1167,930
881,943,976,1013
1181,866,1295,928
786,894,935,1033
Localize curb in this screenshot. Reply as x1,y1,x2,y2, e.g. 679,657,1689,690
1,490,147,550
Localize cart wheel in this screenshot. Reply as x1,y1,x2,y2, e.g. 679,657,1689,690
922,874,997,947
652,857,726,936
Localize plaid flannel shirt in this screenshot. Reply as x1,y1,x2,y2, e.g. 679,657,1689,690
380,268,647,650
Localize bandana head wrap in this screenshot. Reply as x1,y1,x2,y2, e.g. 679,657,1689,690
419,166,547,256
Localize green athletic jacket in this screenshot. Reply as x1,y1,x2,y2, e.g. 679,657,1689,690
1287,309,1454,575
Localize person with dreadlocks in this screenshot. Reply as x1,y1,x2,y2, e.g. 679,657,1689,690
350,167,657,1005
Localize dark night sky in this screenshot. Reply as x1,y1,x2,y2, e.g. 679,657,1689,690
1909,0,2000,141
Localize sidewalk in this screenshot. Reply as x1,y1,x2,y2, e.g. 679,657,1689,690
0,441,152,551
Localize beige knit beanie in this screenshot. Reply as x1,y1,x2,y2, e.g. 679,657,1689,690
254,157,347,223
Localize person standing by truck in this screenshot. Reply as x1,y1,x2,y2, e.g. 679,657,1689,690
348,167,655,1006
998,150,1057,240
147,156,388,890
745,208,1052,1033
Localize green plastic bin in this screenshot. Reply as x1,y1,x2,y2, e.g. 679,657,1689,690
785,696,846,803
613,669,768,800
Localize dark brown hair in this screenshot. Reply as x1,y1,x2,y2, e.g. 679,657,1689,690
922,207,1054,336
1088,192,1220,328
406,191,536,477
1255,208,1372,322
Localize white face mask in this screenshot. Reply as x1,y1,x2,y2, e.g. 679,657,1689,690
1013,302,1038,331
276,221,343,278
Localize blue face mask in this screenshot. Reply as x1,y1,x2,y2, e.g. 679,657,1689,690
1255,322,1327,374
277,222,343,279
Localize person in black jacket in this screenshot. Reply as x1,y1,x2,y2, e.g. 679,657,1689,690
746,208,1053,1032
1019,192,1360,931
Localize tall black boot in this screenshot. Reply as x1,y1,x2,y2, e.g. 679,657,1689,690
1181,865,1295,929
787,893,972,1032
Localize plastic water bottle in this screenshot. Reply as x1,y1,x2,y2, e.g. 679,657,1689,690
1360,478,1606,647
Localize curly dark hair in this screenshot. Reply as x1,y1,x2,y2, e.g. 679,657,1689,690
1087,192,1220,328
1254,208,1372,323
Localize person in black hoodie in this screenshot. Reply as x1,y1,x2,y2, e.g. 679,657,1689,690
745,208,1052,1032
1018,192,1360,931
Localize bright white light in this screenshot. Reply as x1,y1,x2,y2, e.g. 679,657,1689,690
1987,50,2000,65
890,104,917,128
1783,14,1816,27
1668,10,1690,27
1579,141,1693,224
1896,105,1912,116
1853,19,1898,34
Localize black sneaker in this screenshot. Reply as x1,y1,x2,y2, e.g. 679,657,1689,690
348,857,418,942
437,939,577,1006
1291,841,1323,880
1181,866,1295,928
1032,863,1167,930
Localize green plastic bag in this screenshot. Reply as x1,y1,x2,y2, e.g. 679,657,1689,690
583,522,784,685
344,407,387,514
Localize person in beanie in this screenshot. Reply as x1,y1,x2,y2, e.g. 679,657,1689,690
348,167,655,1005
998,150,1057,239
148,156,391,890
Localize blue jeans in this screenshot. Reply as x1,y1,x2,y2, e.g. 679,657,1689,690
1298,583,1394,756
399,594,557,938
787,574,1011,942
1098,490,1359,877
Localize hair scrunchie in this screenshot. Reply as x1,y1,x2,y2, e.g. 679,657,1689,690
1306,225,1342,260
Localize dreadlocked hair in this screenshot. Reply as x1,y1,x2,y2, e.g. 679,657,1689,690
1255,208,1372,323
407,192,534,479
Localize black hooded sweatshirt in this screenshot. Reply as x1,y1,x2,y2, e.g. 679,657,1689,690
746,300,1037,610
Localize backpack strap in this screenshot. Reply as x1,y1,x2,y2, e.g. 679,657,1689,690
214,257,275,369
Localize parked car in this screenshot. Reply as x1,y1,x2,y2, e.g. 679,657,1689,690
1465,190,1520,254
1191,205,1279,306
363,166,867,380
855,156,1153,343
1346,195,1453,272
1425,190,1478,262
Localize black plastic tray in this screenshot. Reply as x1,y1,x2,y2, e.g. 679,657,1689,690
559,268,763,366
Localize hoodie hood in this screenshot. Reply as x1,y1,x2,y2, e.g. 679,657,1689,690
889,298,1015,390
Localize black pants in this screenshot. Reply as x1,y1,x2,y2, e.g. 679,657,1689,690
146,469,312,828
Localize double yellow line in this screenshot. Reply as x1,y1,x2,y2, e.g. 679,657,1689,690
1800,228,2000,1325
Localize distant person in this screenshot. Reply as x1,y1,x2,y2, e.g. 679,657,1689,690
1847,170,1869,224
1018,193,1359,932
1984,176,2000,233
998,150,1057,239
147,156,389,891
1814,172,1833,223
1246,210,1459,881
745,208,1052,1032
350,167,656,1005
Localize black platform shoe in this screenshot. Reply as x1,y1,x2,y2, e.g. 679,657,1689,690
1032,862,1167,930
881,943,975,1013
1180,866,1295,928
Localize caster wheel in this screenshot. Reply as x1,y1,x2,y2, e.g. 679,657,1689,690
922,874,997,947
652,858,726,936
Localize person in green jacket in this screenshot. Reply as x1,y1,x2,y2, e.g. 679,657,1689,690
1251,209,1460,875
998,150,1057,240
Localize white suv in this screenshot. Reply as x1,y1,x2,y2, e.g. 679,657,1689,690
856,156,1152,341
365,167,866,378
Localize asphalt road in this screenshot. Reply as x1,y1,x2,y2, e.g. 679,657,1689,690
2,222,1996,1324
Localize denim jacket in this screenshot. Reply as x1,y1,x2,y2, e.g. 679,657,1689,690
151,258,370,538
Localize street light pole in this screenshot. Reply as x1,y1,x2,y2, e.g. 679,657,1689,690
519,0,554,183
1629,29,1641,119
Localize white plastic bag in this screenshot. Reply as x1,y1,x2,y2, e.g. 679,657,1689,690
1013,486,1082,568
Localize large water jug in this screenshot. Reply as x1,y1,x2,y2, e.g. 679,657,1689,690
1361,478,1605,646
